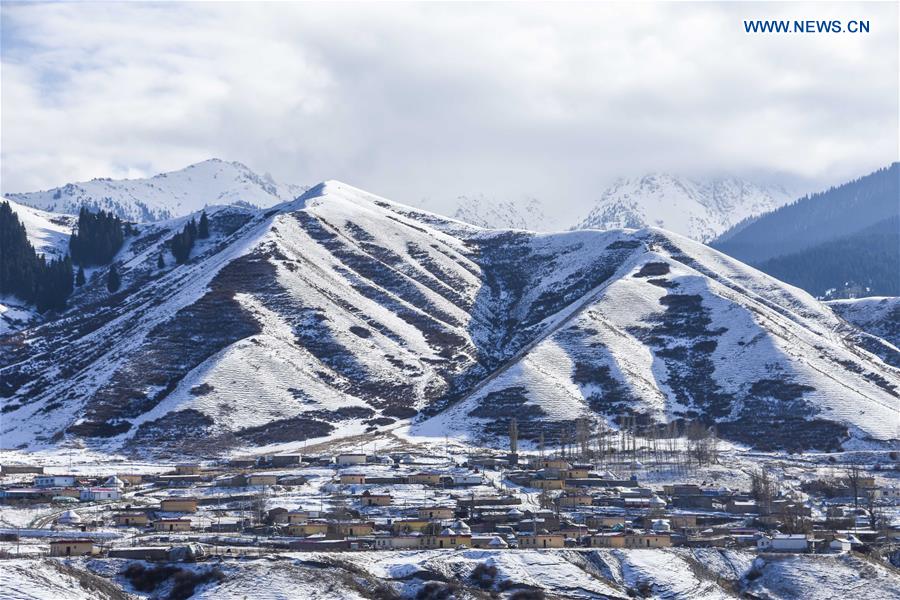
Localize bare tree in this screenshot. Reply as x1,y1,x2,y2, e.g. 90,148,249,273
846,465,861,513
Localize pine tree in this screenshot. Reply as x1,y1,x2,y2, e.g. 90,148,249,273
198,211,210,239
157,253,165,269
69,207,125,266
76,265,86,286
107,264,121,293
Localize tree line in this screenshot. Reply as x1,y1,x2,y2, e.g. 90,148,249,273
0,201,74,312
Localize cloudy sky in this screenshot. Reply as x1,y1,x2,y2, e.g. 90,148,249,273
2,2,897,219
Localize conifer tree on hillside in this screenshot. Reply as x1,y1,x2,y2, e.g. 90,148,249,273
169,217,200,265
157,253,165,269
198,211,210,239
107,264,121,293
76,265,86,286
1,201,75,311
69,207,125,266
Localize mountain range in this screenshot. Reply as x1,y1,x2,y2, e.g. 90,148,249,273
574,174,795,242
5,158,306,222
1,181,896,457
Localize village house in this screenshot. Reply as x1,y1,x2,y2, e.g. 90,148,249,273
530,477,565,490
564,465,593,479
592,532,673,548
113,512,150,526
422,528,471,549
282,510,311,524
417,506,454,520
587,516,627,529
391,519,431,534
339,473,366,485
160,497,199,513
357,491,391,507
227,473,277,487
49,539,96,557
80,487,121,501
330,521,375,537
558,493,593,507
518,531,565,549
408,472,442,485
471,534,509,549
116,474,143,486
1,464,44,475
228,457,258,469
287,522,329,536
174,464,201,475
154,518,192,532
35,475,78,488
450,473,484,486
531,458,570,470
267,454,303,467
370,533,424,550
336,453,367,466
757,534,809,553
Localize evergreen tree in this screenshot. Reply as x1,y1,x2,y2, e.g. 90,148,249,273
168,218,200,265
69,206,125,266
157,253,165,269
107,264,121,293
76,265,86,286
198,211,210,239
1,201,76,312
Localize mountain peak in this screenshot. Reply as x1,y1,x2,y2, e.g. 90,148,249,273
574,173,795,242
7,160,307,223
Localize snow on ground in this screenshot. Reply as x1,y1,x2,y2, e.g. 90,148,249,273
829,296,900,348
3,197,74,259
747,553,900,600
0,559,106,600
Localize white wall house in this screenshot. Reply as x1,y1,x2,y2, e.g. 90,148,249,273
757,534,809,552
336,454,367,466
35,475,78,488
80,487,122,501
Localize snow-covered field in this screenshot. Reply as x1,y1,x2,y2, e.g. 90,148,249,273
3,547,897,600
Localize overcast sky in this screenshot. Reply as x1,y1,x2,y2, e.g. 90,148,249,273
2,2,897,219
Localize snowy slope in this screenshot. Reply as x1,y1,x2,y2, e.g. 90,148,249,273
439,195,560,232
3,197,74,259
575,174,795,242
0,181,896,455
828,297,900,348
0,199,75,335
7,159,305,222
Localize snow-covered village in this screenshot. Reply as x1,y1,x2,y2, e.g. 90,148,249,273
2,422,900,599
2,2,899,599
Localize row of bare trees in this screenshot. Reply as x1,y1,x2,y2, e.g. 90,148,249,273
540,417,720,475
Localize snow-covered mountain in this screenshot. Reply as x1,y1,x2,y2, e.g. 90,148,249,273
1,182,896,455
443,195,560,232
575,174,795,242
6,159,306,223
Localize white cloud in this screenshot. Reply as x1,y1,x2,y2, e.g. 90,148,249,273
1,2,897,219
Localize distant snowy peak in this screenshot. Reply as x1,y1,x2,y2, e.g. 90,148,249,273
3,197,74,259
7,158,307,223
438,195,559,232
575,174,794,242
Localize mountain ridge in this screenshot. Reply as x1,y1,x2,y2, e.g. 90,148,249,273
6,158,307,223
1,180,896,456
574,173,795,242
